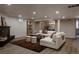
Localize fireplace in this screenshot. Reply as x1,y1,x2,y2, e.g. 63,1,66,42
0,16,15,47
0,26,10,37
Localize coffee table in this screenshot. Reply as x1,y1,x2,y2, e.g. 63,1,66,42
30,34,43,43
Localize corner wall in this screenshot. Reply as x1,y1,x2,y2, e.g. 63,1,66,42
5,17,26,38
0,12,27,38
56,19,76,38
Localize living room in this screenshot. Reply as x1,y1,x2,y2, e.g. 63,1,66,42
0,4,79,54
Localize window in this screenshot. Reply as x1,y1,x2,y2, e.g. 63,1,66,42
76,19,79,29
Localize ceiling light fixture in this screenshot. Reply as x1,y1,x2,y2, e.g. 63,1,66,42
56,11,60,14
18,14,23,22
44,16,47,18
33,11,36,15
49,21,55,25
19,18,23,22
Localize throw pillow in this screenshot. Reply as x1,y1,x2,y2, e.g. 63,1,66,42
50,32,56,38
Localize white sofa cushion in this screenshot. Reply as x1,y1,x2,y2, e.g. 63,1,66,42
52,33,61,42
40,37,56,45
40,32,66,49
47,31,56,37
56,32,65,36
60,32,65,35
47,31,56,34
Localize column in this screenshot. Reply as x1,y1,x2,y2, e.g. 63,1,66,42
57,19,60,32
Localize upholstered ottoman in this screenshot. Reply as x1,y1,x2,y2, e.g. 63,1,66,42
31,36,37,43
26,36,31,42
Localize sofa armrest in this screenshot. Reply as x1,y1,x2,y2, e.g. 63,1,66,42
55,36,62,45
55,35,65,48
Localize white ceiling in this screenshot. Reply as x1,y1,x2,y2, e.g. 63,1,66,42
0,4,79,19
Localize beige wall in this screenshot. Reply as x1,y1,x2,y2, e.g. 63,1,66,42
5,17,26,38
56,19,76,38
0,12,27,38
33,22,40,34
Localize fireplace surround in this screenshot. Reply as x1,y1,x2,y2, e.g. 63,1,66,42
0,16,15,47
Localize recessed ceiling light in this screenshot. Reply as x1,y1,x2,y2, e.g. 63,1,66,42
56,11,60,14
19,18,23,22
44,16,47,18
62,16,65,19
33,11,36,15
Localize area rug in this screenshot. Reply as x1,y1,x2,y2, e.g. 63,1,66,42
11,39,46,53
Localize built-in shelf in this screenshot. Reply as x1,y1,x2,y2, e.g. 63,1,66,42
27,19,33,36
